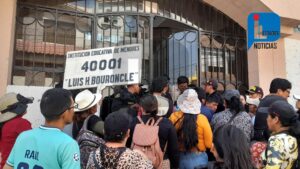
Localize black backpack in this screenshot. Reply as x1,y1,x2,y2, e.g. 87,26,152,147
77,115,105,169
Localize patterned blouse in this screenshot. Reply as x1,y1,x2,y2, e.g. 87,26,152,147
86,143,153,169
262,133,298,169
210,109,253,141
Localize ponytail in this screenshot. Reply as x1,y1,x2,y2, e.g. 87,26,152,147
177,114,198,151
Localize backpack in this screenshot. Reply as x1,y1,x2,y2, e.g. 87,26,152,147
76,115,105,169
131,116,164,169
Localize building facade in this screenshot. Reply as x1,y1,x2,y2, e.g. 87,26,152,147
1,0,300,101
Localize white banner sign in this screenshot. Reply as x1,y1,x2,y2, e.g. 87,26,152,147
63,44,142,90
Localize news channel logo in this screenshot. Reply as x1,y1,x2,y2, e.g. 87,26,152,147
247,12,280,49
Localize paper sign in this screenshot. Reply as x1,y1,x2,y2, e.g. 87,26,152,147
63,44,142,90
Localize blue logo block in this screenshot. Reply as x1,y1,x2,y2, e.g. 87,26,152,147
247,12,280,49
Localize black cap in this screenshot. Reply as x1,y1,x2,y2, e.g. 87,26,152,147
260,100,297,124
246,86,264,97
40,88,72,119
104,110,130,141
204,79,218,90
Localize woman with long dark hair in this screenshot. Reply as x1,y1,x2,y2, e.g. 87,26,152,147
211,89,253,141
209,125,254,169
260,100,300,169
169,89,213,168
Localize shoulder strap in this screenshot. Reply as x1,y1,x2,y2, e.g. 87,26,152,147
146,117,156,126
137,116,145,124
116,147,127,160
93,151,102,169
163,142,168,153
154,117,163,126
82,115,93,131
227,111,239,124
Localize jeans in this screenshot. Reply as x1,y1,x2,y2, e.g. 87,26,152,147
179,152,208,169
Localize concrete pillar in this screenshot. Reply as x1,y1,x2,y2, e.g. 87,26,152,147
284,37,300,107
247,38,287,95
0,0,17,96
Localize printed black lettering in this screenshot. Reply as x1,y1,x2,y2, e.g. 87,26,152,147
99,60,107,70
109,59,116,69
68,79,72,87
90,61,97,71
96,76,101,84
124,73,128,82
81,61,89,72
29,151,35,159
25,150,30,158
79,78,84,86
129,73,134,81
91,77,96,85
110,75,115,83
117,58,122,69
101,75,105,83
85,77,90,85
120,74,125,82
114,74,120,83
105,75,110,83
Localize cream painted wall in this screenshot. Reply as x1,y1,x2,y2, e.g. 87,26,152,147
0,0,17,96
284,38,300,108
247,47,260,86
203,0,271,29
259,38,287,95
261,0,300,22
248,38,287,96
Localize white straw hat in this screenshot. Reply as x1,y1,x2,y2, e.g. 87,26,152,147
294,94,300,100
177,89,201,115
75,90,102,112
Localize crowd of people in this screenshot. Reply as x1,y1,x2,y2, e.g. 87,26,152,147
0,76,300,169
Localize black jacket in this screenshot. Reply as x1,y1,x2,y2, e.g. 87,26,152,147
253,95,286,141
258,95,285,107
111,88,138,113
100,94,116,121
128,115,179,169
